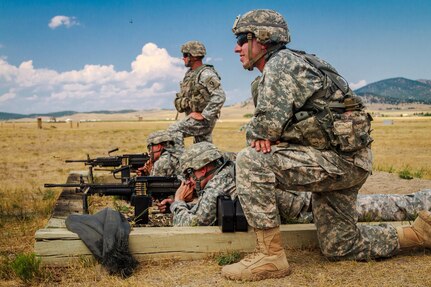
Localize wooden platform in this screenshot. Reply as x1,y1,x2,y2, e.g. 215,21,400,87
35,221,410,266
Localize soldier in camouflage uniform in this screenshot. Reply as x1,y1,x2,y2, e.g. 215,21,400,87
281,189,431,224
222,9,431,281
158,142,236,226
137,130,183,177
168,41,226,145
158,144,431,226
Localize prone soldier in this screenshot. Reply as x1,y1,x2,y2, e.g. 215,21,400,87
137,130,183,177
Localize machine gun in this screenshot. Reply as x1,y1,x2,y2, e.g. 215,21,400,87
45,176,180,225
65,148,150,182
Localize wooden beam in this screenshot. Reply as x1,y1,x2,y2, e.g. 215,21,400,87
34,221,410,266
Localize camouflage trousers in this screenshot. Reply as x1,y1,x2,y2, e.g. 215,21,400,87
356,190,431,222
168,116,216,145
278,189,431,224
236,145,399,261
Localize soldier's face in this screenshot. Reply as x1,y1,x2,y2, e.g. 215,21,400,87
150,144,163,161
234,37,264,69
183,53,192,67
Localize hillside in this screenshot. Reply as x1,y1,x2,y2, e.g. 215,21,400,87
355,77,431,104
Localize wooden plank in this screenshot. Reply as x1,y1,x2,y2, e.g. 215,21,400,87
49,171,88,219
34,221,411,266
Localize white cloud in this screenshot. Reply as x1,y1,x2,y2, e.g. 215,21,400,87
350,80,367,90
0,92,16,102
0,43,186,113
48,15,80,29
205,57,223,63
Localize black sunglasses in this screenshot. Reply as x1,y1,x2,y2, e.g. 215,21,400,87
236,33,250,46
183,53,191,58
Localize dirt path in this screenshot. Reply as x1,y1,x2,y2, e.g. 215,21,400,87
360,171,431,195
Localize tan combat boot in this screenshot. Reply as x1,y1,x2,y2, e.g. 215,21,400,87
221,227,291,281
396,210,431,249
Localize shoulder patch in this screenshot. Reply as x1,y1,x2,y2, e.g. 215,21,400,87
204,75,221,90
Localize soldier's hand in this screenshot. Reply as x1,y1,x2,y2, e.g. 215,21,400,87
157,198,174,213
175,181,195,202
251,139,272,153
137,160,153,176
189,112,205,121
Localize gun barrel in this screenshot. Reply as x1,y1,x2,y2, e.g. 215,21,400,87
65,159,89,163
44,183,82,188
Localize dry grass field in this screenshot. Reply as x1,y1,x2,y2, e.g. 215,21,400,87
1,114,431,286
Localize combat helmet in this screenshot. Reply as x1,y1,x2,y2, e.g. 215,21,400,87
180,142,223,175
181,41,206,57
232,9,290,44
146,130,175,146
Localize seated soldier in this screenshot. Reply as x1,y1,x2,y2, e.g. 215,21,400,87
158,142,431,226
137,130,183,177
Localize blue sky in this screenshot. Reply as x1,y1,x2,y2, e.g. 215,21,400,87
1,0,430,114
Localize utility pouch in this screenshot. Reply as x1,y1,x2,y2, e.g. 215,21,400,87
174,93,185,113
190,88,210,112
282,115,330,150
331,111,373,152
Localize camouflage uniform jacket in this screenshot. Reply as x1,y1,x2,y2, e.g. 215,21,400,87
247,48,324,143
170,161,236,226
175,65,226,121
151,147,183,177
248,48,372,172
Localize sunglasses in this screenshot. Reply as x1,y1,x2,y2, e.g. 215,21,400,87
236,33,250,47
183,53,191,58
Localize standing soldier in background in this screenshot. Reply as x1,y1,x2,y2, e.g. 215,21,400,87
222,9,431,281
137,130,183,177
168,41,226,145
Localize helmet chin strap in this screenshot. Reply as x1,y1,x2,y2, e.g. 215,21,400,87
191,158,227,195
243,33,267,71
244,38,286,71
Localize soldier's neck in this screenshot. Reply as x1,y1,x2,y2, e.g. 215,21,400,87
191,61,203,70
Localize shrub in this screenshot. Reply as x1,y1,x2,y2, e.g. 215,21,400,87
11,253,42,284
398,167,413,180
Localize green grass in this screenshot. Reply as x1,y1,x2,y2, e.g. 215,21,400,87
215,251,241,266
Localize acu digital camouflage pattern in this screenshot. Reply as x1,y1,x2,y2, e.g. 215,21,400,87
151,146,183,177
146,130,183,177
181,41,206,57
232,9,290,44
170,62,226,144
170,161,236,226
356,189,431,222
236,47,400,260
179,142,223,174
146,130,176,146
279,189,431,224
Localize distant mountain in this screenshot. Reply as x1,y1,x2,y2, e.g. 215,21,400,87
417,79,431,86
0,109,138,120
355,77,431,104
